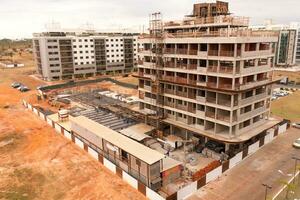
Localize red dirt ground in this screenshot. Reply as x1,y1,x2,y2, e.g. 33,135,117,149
0,62,146,199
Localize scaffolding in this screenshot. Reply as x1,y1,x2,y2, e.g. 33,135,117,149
149,12,165,137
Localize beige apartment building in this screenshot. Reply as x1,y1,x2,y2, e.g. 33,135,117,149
33,30,139,81
137,1,279,149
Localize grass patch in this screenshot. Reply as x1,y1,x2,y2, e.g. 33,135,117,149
271,91,300,122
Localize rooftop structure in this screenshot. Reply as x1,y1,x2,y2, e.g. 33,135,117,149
136,1,279,152
32,30,141,81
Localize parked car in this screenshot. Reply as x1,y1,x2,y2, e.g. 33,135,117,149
36,85,46,90
124,96,139,104
111,94,121,100
19,86,29,92
205,140,225,154
98,90,110,95
292,122,300,129
11,82,21,88
271,96,278,101
293,138,300,148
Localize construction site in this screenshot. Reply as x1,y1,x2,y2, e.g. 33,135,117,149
0,1,296,200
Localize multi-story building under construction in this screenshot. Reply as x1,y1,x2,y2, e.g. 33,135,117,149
137,1,279,151
33,30,140,81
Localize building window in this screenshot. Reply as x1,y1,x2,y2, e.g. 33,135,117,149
121,150,128,162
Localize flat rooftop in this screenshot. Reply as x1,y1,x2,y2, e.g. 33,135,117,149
71,108,137,132
71,116,165,165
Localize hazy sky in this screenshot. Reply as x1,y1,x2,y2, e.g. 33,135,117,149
0,0,299,39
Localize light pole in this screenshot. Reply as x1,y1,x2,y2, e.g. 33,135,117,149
292,156,300,184
262,183,272,200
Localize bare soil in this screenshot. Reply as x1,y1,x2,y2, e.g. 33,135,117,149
0,57,146,200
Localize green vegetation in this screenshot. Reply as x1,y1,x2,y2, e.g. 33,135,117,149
0,39,32,58
271,91,300,122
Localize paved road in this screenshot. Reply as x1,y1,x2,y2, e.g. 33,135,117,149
187,128,300,200
274,84,300,89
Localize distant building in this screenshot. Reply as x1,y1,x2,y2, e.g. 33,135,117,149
32,30,141,81
252,21,299,67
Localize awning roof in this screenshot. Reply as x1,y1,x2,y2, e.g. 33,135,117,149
71,116,165,165
119,123,155,141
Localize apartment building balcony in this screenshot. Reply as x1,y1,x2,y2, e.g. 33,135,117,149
216,114,231,122
207,82,217,88
188,107,196,114
196,110,205,118
205,111,215,119
239,106,266,121
242,49,272,58
196,96,206,103
206,97,216,104
219,66,234,74
164,88,175,95
164,61,175,68
176,63,188,70
164,48,175,54
176,104,188,112
217,99,232,107
240,93,267,105
144,85,151,91
164,76,175,82
144,73,156,80
164,101,175,108
219,83,233,90
138,71,144,77
177,115,188,124
239,79,270,90
165,113,176,120
176,77,188,84
208,50,219,56
175,90,188,98
241,65,270,75
176,48,188,55
188,63,197,70
138,60,144,65
207,65,218,73
220,51,234,57
188,79,197,86
189,49,198,55
144,97,157,104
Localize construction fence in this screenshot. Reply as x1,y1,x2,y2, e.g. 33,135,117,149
23,100,290,200
40,77,138,92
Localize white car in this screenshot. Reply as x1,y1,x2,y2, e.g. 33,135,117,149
98,91,110,95
293,138,300,148
292,123,300,129
124,96,139,104
271,96,278,101
105,92,117,98
111,94,121,100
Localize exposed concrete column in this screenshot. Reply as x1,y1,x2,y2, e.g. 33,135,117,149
225,143,230,152
241,43,245,57
170,124,173,135
256,43,260,51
